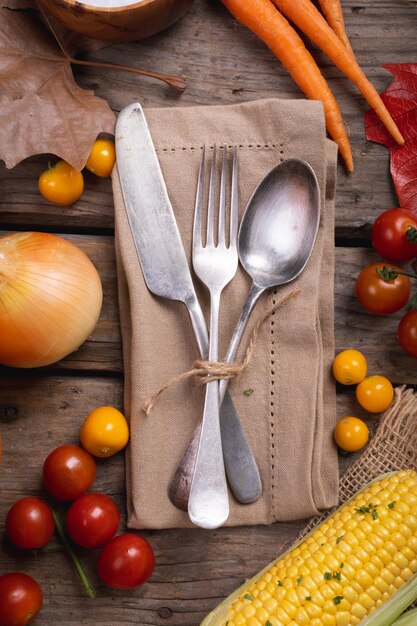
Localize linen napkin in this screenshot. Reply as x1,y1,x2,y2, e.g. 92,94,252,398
113,98,339,529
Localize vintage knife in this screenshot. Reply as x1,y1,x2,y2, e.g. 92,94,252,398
115,102,262,509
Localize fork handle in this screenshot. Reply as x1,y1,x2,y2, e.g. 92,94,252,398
188,291,229,529
188,380,229,529
186,294,209,359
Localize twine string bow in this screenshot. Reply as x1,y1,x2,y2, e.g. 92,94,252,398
142,290,300,415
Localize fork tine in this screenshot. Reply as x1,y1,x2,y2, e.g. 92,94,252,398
193,144,205,251
218,145,227,246
230,145,238,249
206,144,217,247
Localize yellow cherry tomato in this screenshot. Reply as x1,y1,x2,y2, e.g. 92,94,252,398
80,406,129,458
85,139,116,178
334,417,369,452
38,160,84,206
332,349,367,385
356,375,394,413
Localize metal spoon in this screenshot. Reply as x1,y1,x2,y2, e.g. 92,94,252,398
169,158,320,510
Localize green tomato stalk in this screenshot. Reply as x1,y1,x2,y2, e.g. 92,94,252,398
52,510,96,598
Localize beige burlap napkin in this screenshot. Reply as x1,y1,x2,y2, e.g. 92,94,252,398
113,98,339,529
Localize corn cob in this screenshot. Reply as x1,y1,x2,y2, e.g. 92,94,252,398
201,470,417,626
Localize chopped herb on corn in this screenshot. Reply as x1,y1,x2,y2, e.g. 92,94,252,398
201,470,417,626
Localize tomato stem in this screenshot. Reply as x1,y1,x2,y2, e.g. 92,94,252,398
52,510,96,598
376,265,417,282
406,226,417,244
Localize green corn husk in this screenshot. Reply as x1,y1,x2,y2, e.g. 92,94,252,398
388,608,417,626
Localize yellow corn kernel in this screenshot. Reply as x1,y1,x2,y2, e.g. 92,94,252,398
246,617,261,626
264,597,278,614
321,615,336,626
322,600,337,615
367,534,384,550
366,585,382,601
357,592,376,610
254,606,269,622
364,561,380,578
335,612,350,626
280,600,296,620
294,606,310,625
273,607,291,624
258,590,271,603
304,601,322,619
351,602,368,619
309,589,325,607
232,612,246,625
266,582,277,595
354,568,373,589
386,561,401,577
342,584,358,604
242,604,256,619
392,532,408,550
285,589,300,607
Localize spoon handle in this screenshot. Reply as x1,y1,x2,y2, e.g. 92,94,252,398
219,283,264,401
218,283,264,504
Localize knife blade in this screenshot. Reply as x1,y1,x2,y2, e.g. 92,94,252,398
115,102,262,508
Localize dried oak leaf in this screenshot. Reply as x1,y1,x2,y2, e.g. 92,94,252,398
364,63,417,213
0,7,115,170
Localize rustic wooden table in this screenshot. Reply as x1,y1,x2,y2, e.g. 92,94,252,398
1,1,417,624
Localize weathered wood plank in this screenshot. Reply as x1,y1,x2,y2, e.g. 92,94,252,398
0,376,379,625
0,0,416,235
2,235,414,381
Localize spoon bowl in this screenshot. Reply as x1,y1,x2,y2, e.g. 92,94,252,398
238,158,320,291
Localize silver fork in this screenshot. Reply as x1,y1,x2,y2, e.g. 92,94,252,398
188,144,239,529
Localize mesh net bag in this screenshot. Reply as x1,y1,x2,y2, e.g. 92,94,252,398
300,385,417,538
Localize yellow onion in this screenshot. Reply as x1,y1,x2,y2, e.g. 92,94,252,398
0,232,103,368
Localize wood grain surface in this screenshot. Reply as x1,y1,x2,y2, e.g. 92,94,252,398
1,0,417,624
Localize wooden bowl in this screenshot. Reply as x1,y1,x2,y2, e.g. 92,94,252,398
37,0,194,42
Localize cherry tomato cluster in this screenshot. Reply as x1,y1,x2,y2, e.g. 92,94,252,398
356,208,417,358
332,349,394,453
38,138,116,206
0,407,152,626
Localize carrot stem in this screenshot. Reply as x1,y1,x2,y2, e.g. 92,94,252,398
221,0,353,171
272,0,404,146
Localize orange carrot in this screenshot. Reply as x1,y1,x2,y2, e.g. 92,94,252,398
221,0,354,171
272,0,404,146
318,0,354,54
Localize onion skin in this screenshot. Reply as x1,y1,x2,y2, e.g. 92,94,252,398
0,232,103,368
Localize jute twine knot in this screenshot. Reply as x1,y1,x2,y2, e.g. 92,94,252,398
141,289,300,415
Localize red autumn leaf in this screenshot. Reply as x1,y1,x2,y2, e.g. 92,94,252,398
364,63,417,213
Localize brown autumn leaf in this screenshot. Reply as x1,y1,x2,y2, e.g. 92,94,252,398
0,5,115,170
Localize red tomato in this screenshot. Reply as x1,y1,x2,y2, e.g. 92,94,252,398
0,573,43,626
371,208,417,263
398,309,417,358
66,493,120,549
6,498,55,550
43,445,96,501
97,533,155,589
356,263,411,315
